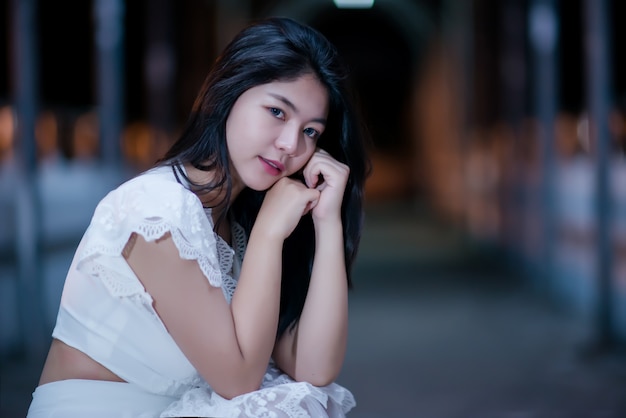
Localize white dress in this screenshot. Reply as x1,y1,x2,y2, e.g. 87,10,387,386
29,165,355,418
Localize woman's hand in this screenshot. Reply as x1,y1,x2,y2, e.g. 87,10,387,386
272,148,350,385
302,149,349,223
256,177,320,240
255,149,348,240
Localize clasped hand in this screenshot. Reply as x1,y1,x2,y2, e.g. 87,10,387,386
256,149,349,240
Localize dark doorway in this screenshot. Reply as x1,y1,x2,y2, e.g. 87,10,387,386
310,7,415,156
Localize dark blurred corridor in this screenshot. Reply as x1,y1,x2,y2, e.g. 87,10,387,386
342,201,626,417
2,0,626,416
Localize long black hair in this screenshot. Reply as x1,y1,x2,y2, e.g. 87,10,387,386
159,16,371,338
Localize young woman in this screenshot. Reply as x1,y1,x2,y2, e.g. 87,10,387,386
27,16,370,418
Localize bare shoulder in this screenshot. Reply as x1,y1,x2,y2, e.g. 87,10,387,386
122,230,229,338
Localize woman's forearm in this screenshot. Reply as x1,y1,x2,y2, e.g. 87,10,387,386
230,226,284,378
277,219,349,386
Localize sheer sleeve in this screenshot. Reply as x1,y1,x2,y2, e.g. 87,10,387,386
75,171,223,298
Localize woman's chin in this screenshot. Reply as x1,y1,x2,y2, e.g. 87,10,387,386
243,178,278,192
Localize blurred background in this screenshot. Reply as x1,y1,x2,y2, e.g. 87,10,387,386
1,0,626,417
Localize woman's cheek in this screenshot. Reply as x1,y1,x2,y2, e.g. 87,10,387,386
294,156,311,174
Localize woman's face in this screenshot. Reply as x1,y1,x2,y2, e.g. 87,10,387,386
226,73,329,193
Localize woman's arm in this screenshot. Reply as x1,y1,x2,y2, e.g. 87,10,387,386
125,231,281,399
273,149,351,386
273,219,348,386
125,178,319,399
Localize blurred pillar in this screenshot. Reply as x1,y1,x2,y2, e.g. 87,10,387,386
443,0,473,145
145,0,175,137
440,0,473,225
144,0,176,161
584,0,615,347
500,0,526,125
10,0,46,358
500,0,526,255
529,0,558,292
94,0,125,166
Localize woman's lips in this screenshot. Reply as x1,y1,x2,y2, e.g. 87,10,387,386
259,156,284,175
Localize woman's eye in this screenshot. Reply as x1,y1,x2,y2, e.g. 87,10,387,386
269,107,284,119
303,127,320,140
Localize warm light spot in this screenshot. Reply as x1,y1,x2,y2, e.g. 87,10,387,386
35,110,59,159
122,122,151,162
555,113,581,158
73,111,100,159
122,122,175,169
576,114,590,153
610,110,625,139
0,106,16,159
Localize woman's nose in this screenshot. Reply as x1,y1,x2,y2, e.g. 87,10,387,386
275,126,300,155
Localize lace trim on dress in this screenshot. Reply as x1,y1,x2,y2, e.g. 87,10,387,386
231,221,247,267
76,172,223,300
215,219,248,303
155,372,207,398
160,363,356,417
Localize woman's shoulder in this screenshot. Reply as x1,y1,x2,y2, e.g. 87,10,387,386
90,165,210,240
79,164,223,287
116,165,190,197
99,165,203,224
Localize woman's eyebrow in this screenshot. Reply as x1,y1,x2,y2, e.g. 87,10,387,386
268,93,327,125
